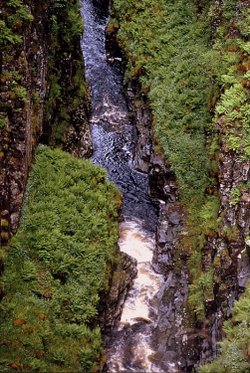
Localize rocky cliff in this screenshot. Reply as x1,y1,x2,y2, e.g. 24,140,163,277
1,0,249,370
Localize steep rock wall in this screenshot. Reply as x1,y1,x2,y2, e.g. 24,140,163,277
1,2,48,241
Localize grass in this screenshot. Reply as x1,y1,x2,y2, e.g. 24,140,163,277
0,146,121,372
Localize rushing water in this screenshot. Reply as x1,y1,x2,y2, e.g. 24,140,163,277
81,0,164,371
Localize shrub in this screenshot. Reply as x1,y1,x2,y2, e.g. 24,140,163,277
0,146,121,372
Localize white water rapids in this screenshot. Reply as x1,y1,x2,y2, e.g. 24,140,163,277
119,221,162,326
107,220,164,372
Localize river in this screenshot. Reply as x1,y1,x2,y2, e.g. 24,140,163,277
81,0,164,371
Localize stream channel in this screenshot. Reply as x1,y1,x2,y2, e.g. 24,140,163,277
81,0,165,371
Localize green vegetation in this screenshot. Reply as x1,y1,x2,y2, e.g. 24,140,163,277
212,4,250,159
0,2,117,370
0,0,33,49
0,1,33,128
0,0,87,139
1,0,249,370
187,196,219,317
0,146,121,372
200,282,250,373
230,187,241,206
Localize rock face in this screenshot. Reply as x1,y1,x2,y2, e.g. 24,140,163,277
105,29,188,368
125,79,193,371
148,113,250,372
0,2,49,242
100,252,137,333
201,127,250,363
0,2,91,244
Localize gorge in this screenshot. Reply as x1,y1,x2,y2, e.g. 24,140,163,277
0,0,250,372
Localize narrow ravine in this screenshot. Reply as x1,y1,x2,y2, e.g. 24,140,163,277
81,0,164,371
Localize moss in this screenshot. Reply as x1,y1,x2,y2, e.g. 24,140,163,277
0,219,9,228
0,146,121,372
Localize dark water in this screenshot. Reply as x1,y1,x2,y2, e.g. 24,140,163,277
80,0,158,230
81,1,164,371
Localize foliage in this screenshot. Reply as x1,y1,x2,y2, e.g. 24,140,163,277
200,282,250,373
213,5,250,159
0,146,121,372
0,0,33,50
200,3,250,365
185,195,220,318
230,187,241,206
10,85,28,103
0,1,33,129
0,20,22,47
111,0,233,202
0,0,87,137
0,116,8,129
188,267,214,320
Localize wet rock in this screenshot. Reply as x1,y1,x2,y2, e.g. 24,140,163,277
169,211,182,225
129,95,153,173
121,75,194,371
157,229,168,246
100,252,137,332
64,104,92,158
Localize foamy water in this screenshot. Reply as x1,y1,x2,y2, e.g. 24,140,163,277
119,221,155,262
119,221,162,325
107,220,164,372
